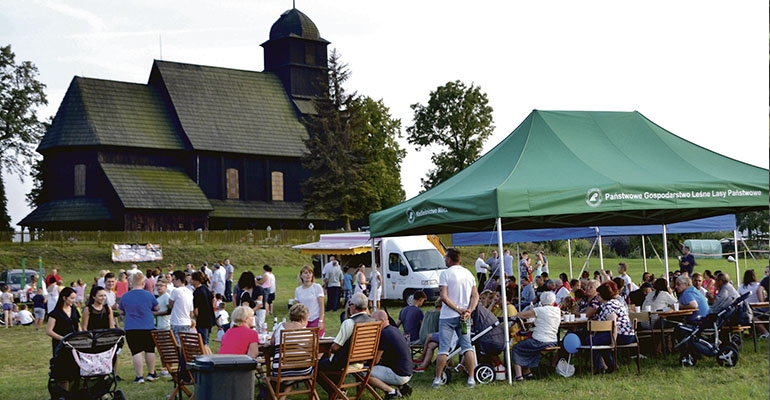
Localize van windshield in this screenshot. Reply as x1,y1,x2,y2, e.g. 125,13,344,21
404,250,446,272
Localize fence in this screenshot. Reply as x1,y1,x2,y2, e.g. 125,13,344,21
15,229,338,247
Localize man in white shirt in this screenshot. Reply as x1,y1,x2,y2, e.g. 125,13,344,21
126,264,140,282
167,271,194,343
223,259,235,302
503,249,514,279
475,252,490,288
211,263,226,297
433,248,479,389
322,256,336,281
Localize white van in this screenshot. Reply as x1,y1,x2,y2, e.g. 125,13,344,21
293,233,447,304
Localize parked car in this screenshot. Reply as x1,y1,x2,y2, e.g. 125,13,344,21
0,269,39,301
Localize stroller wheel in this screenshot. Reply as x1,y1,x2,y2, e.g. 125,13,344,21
474,364,495,385
113,389,126,400
716,345,739,367
440,368,451,384
680,353,697,367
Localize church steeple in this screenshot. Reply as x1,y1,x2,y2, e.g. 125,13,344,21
262,8,329,100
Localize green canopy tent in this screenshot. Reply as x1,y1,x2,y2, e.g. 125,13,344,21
369,110,768,383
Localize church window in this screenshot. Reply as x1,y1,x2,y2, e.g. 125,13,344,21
226,168,239,199
271,171,284,201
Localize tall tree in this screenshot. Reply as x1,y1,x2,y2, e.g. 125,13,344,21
406,80,494,190
302,50,404,230
0,45,47,237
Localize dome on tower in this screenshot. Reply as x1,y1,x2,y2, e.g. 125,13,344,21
269,8,321,40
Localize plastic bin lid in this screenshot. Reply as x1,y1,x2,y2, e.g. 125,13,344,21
188,354,259,371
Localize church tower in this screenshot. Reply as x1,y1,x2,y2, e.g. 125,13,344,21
262,8,330,101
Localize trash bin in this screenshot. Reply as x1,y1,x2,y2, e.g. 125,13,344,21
187,354,259,400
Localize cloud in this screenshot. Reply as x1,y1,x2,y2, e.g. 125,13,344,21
42,0,108,31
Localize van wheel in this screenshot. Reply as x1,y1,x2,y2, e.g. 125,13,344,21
403,290,415,306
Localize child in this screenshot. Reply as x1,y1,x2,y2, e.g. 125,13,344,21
32,287,46,330
1,285,13,328
73,279,87,308
215,302,230,341
154,278,171,331
342,266,353,306
16,304,34,326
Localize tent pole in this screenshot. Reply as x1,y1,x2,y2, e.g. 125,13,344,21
662,224,669,280
597,228,604,272
564,239,568,280
733,229,740,280
496,218,512,384
642,235,648,272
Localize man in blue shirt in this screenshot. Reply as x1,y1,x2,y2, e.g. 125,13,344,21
675,275,709,323
397,291,426,344
679,246,696,277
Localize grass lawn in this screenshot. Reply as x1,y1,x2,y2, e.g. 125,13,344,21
0,244,767,399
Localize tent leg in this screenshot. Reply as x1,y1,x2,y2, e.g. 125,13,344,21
662,224,669,280
564,239,568,280
642,235,647,272
733,229,740,280
496,218,512,385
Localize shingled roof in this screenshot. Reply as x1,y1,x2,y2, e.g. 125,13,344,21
151,60,309,157
101,163,212,211
18,198,113,225
38,77,185,152
208,199,305,220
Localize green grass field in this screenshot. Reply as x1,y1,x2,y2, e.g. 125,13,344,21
0,243,767,399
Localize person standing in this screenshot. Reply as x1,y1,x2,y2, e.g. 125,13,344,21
46,287,80,391
260,265,276,316
518,252,532,283
154,279,171,331
342,266,354,306
475,252,490,288
294,265,325,337
118,272,160,383
679,246,696,277
191,271,216,354
223,258,235,302
433,248,479,389
210,263,226,299
322,256,337,281
325,260,343,312
82,286,115,330
369,267,383,311
354,264,368,296
167,271,194,343
503,250,514,279
486,251,500,279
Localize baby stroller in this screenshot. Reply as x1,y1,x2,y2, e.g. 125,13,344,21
48,328,126,400
673,292,749,367
440,306,507,385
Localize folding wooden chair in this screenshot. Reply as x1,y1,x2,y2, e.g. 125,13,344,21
178,331,205,389
576,320,616,374
318,321,382,400
265,327,320,400
151,330,192,400
615,318,642,374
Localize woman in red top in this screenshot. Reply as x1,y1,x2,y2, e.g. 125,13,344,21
115,272,129,299
219,306,260,358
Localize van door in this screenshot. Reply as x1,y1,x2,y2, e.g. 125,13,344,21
385,252,409,300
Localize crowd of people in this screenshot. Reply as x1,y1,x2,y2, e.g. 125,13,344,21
4,246,769,398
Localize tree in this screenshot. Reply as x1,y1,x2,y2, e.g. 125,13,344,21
406,80,494,190
0,45,47,237
737,210,769,240
302,50,405,230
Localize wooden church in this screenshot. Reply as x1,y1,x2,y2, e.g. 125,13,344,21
20,8,331,232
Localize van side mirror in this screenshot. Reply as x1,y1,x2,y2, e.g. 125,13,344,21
399,264,409,276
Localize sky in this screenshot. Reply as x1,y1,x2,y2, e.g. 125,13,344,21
1,0,768,228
